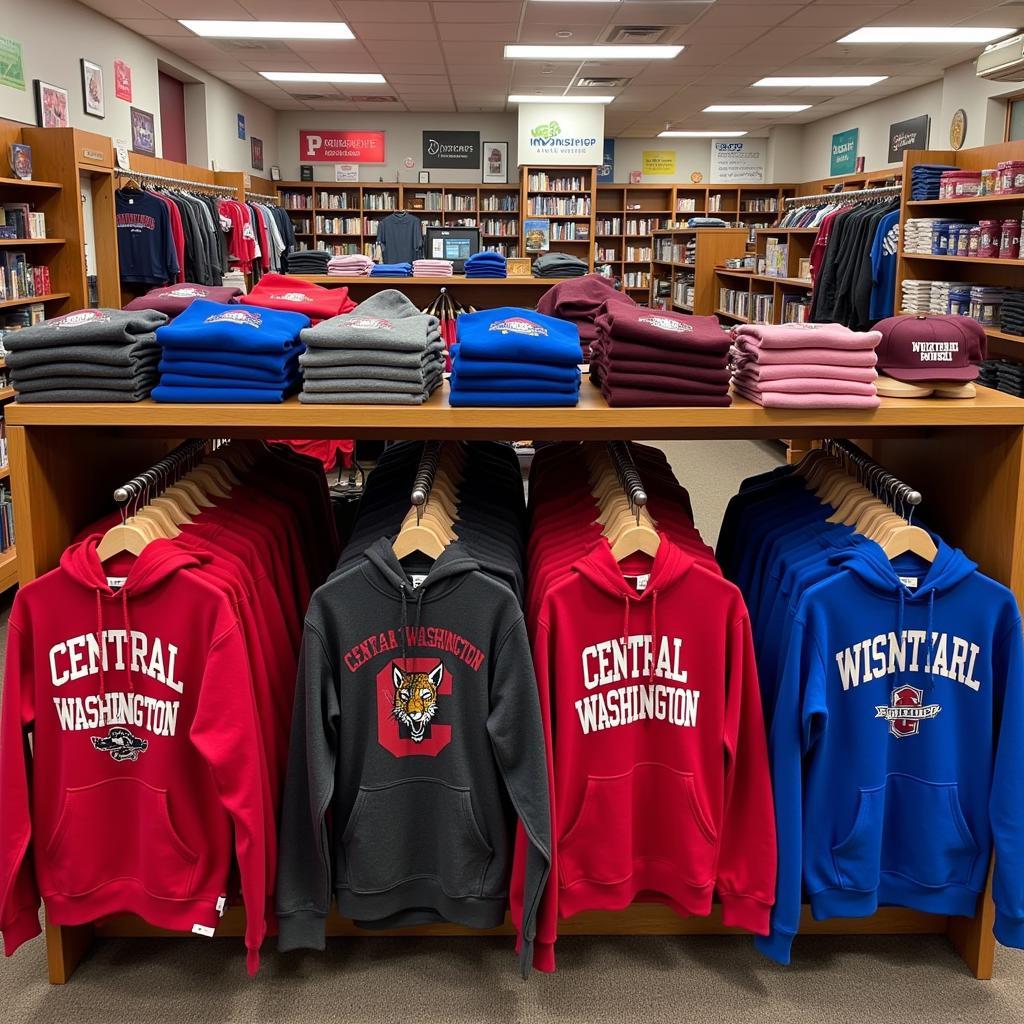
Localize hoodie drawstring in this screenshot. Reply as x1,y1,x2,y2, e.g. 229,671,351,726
400,584,410,671
925,588,937,692
649,589,659,685
121,587,135,692
895,587,905,688
622,596,630,649
95,590,106,697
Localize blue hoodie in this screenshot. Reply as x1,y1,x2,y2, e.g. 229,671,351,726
758,538,1024,964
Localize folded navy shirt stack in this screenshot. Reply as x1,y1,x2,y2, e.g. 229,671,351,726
153,298,309,403
449,306,582,407
910,164,959,201
5,308,168,403
298,289,444,405
464,251,507,279
370,262,413,278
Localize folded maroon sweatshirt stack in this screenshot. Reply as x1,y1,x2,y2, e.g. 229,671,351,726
730,322,881,409
535,273,635,359
590,305,733,407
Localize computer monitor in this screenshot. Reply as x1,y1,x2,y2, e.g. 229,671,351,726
424,227,482,272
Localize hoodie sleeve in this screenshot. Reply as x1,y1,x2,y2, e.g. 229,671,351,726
189,622,267,976
489,616,551,978
990,615,1024,948
275,623,339,952
716,612,777,934
0,614,43,956
755,610,828,965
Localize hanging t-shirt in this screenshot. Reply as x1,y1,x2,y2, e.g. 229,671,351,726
869,211,900,321
115,189,180,285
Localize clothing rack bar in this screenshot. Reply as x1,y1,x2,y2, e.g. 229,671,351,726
112,438,209,504
410,441,443,509
115,168,238,194
784,184,902,207
606,441,648,509
246,191,280,203
824,438,923,507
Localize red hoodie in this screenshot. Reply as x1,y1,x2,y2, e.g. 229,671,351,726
0,537,267,973
524,534,775,970
238,272,356,322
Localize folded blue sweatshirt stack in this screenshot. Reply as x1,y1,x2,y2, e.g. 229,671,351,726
370,262,412,278
152,298,309,403
449,306,582,407
464,251,507,279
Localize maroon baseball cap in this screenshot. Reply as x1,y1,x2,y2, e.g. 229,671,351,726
874,314,981,384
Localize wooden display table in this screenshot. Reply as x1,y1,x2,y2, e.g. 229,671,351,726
8,380,1024,983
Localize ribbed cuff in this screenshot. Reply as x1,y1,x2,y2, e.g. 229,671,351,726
277,911,327,952
754,928,795,966
532,939,556,973
2,908,41,957
720,893,772,936
994,911,1024,949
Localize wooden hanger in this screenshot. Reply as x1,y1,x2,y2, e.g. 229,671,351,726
608,505,661,560
392,504,449,560
186,464,232,499
164,480,213,511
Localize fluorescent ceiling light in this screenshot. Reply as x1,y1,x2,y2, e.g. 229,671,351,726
505,44,683,60
703,104,810,112
509,95,615,104
260,72,387,83
659,130,747,138
839,27,1015,44
180,20,354,39
753,76,887,87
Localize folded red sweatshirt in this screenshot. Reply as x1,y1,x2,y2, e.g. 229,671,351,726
605,308,733,355
733,322,881,351
605,370,731,396
602,384,733,407
605,338,733,368
239,273,356,322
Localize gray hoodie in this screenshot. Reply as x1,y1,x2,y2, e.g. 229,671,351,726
276,539,551,973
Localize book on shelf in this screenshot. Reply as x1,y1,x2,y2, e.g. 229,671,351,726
527,172,588,192
764,238,788,278
9,143,32,181
524,218,551,252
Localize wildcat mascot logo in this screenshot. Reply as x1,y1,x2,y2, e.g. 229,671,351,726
377,658,452,757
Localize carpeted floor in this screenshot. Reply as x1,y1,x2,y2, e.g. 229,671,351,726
2,439,1022,1021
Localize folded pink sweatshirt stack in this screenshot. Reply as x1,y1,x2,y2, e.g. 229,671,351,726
730,322,882,409
412,259,454,278
327,253,373,276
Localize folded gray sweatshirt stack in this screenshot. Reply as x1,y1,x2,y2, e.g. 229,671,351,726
298,289,445,405
4,308,168,403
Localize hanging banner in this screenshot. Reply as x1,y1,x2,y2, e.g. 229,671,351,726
0,36,25,91
830,128,858,177
299,130,386,163
887,115,930,163
642,150,677,176
709,138,766,183
422,130,479,169
517,103,604,166
597,139,615,183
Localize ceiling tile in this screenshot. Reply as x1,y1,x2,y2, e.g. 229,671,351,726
336,1,434,21
343,22,436,41
239,0,340,15
433,2,523,23
441,23,520,42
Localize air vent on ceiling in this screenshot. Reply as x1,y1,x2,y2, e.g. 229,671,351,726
604,25,671,44
577,76,630,88
292,93,335,101
346,95,398,102
214,39,291,53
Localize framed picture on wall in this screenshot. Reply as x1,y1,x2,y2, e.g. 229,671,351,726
33,80,69,128
80,59,104,119
418,170,430,183
251,137,264,171
130,107,155,157
483,141,507,184
270,165,281,182
114,59,132,102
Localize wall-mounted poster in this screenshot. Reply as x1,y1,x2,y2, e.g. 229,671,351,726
483,141,508,184
237,114,246,140
34,80,69,128
517,103,604,166
114,59,132,102
642,150,676,176
80,59,104,119
887,115,929,163
251,136,263,171
709,137,766,183
0,37,25,91
524,218,550,253
130,107,155,157
299,130,385,163
597,138,615,183
422,130,479,169
829,128,858,176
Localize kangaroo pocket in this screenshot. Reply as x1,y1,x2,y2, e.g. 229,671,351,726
559,763,717,889
832,774,979,892
341,780,493,898
46,778,198,900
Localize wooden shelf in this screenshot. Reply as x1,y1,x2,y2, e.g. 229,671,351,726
0,546,17,594
0,464,9,481
288,275,571,286
0,386,14,401
756,227,819,234
902,253,1024,267
755,274,814,288
527,214,591,220
0,292,69,310
673,302,694,313
907,194,1024,208
715,308,750,323
0,238,66,246
0,176,61,190
9,381,1024,437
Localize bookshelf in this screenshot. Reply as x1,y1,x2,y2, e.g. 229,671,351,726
521,166,596,269
649,228,748,315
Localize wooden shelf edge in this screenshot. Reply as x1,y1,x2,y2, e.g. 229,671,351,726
0,238,67,246
0,177,62,189
0,292,70,310
902,253,1024,267
0,546,17,593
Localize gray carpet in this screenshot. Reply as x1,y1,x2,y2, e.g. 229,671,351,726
3,440,1023,1020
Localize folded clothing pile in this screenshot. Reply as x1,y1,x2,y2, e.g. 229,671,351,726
532,252,588,278
1000,288,1024,337
687,216,728,228
465,251,507,278
327,253,373,277
536,272,635,360
153,298,308,403
5,308,168,403
730,322,881,409
298,289,444,405
284,249,330,275
370,262,412,278
911,164,959,201
123,283,242,319
590,306,732,408
412,259,453,278
238,272,355,323
449,306,582,407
